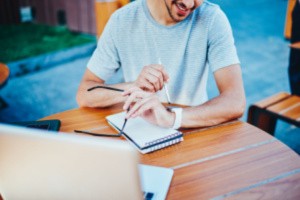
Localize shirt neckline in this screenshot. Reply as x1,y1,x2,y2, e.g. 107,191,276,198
141,0,193,29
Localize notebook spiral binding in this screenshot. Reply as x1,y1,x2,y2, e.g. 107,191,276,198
144,137,183,153
145,132,182,146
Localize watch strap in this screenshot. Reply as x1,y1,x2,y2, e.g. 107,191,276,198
171,108,182,129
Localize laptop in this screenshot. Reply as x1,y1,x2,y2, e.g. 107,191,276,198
0,124,173,200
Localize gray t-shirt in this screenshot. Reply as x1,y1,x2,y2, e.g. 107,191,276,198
87,0,239,106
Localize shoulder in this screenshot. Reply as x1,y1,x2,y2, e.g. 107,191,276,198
193,1,225,22
200,1,222,15
193,1,230,32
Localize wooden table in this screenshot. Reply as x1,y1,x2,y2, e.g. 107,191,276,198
0,63,9,88
41,105,300,199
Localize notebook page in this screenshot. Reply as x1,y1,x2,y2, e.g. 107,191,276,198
106,112,178,148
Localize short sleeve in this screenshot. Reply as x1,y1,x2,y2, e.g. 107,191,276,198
87,13,121,81
207,9,240,72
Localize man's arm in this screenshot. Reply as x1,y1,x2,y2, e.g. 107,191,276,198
76,69,134,108
181,64,245,127
77,64,169,108
123,64,245,128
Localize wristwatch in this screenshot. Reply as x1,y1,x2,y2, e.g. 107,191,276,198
169,107,183,129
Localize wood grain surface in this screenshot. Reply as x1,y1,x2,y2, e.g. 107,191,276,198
267,95,300,120
254,92,290,108
41,106,300,199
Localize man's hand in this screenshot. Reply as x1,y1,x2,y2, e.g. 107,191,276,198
122,87,175,128
134,65,169,93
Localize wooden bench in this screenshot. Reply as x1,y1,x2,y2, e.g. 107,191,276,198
247,92,300,135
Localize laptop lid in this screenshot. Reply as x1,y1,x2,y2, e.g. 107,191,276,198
0,124,142,200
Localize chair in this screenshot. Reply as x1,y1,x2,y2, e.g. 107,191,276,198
94,0,130,38
289,42,300,95
290,41,300,49
284,0,297,39
247,30,300,135
247,92,300,135
0,63,10,109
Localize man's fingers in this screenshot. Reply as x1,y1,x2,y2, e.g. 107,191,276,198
122,86,141,96
151,65,169,82
123,89,151,110
148,69,164,89
126,97,149,118
146,73,161,92
143,66,163,91
131,100,155,118
138,79,155,92
123,93,138,110
126,96,157,119
136,65,169,92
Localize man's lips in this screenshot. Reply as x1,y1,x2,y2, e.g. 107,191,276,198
175,2,189,16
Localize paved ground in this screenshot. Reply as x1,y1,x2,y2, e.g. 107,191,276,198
1,0,299,153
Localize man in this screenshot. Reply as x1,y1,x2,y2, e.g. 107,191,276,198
289,0,300,95
77,0,245,129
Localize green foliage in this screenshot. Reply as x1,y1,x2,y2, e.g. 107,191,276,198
0,23,96,63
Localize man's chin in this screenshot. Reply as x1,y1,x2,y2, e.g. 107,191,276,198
168,8,191,23
172,15,188,22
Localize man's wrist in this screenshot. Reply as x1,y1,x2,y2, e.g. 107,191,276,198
166,111,176,128
169,107,182,129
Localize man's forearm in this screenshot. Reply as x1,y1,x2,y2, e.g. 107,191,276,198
76,81,135,108
181,91,246,128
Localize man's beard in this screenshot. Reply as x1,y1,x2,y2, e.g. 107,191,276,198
163,0,195,23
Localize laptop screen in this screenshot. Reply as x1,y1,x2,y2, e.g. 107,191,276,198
0,124,142,200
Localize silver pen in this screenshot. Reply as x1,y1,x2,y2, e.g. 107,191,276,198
158,58,171,104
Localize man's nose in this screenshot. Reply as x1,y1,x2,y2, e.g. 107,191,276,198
181,0,194,9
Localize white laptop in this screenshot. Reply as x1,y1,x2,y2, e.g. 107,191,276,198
0,124,173,200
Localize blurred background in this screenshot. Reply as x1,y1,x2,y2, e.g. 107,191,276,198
0,0,299,153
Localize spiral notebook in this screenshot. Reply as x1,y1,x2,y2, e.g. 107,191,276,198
106,112,183,154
